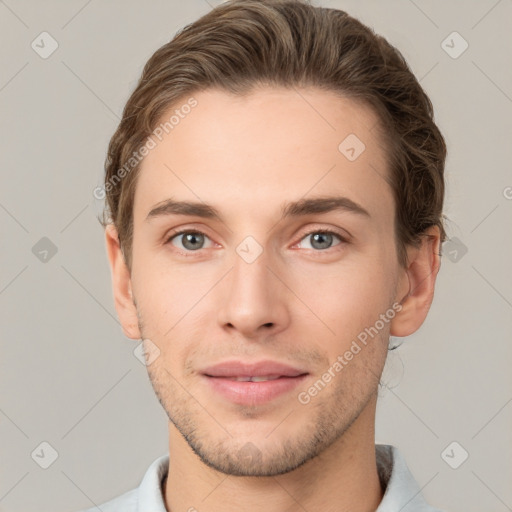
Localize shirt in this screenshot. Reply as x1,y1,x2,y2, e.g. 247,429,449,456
78,444,444,512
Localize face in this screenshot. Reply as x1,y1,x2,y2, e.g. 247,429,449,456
117,87,413,476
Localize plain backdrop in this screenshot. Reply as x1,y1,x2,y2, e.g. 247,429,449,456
1,1,511,511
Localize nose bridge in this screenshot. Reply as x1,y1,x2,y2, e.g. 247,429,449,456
216,238,288,336
229,240,276,307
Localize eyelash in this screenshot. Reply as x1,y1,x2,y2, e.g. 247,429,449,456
165,227,348,256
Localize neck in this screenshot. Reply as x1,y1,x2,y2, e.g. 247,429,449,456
164,397,383,512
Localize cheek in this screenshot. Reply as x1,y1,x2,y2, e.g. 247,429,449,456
286,259,396,368
132,248,201,315
131,263,208,364
291,257,394,319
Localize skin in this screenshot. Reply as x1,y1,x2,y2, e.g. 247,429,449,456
105,86,441,512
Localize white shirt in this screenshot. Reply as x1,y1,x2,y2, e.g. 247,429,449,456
78,444,444,511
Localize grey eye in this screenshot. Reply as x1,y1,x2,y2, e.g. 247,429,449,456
171,231,210,251
299,231,342,251
310,232,334,250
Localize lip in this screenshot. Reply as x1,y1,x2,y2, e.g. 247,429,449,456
201,360,309,405
202,360,307,378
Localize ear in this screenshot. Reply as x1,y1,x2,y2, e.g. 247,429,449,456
390,225,441,337
105,224,141,340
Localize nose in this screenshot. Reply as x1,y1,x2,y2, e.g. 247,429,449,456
216,247,290,340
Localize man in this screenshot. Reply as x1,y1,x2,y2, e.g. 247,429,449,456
84,0,447,510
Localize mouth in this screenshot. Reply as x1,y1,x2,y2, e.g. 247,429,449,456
200,360,309,405
214,375,288,382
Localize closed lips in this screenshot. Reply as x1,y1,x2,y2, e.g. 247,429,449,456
202,360,310,404
211,375,294,382
201,360,309,380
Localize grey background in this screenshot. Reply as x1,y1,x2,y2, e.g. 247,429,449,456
1,1,511,511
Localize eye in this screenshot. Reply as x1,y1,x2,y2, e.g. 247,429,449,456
165,227,348,255
166,229,213,252
295,228,346,251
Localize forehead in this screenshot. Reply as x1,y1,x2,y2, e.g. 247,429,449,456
133,86,393,225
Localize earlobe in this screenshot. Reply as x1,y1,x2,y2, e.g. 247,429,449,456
105,224,141,340
390,226,441,338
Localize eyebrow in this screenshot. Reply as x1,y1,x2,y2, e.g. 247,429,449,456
145,195,371,222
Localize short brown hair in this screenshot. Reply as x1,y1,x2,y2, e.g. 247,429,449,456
100,0,447,271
